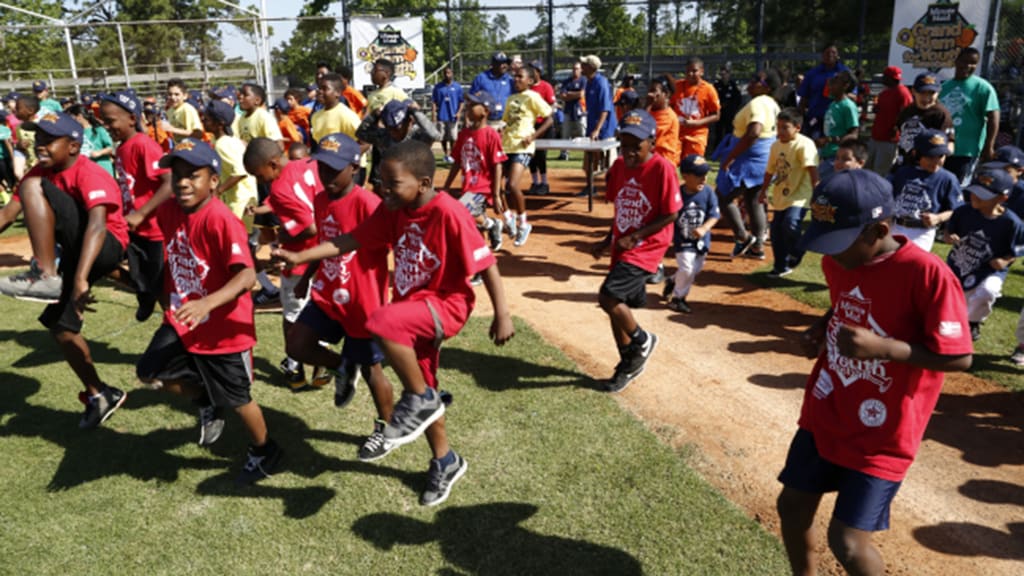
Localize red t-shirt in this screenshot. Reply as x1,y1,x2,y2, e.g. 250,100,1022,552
799,239,972,481
606,153,682,273
452,126,507,197
158,197,256,355
310,185,389,339
871,84,913,143
268,159,320,277
17,155,129,250
532,80,556,128
351,191,495,338
115,132,169,241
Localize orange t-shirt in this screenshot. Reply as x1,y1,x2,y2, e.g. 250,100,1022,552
278,116,303,151
670,79,721,157
651,107,681,167
342,86,368,117
287,106,311,138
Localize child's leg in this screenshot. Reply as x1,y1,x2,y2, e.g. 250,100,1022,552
506,160,528,216
777,486,824,576
720,187,751,245
671,251,703,300
964,275,1004,325
599,292,637,348
363,363,394,421
17,177,59,274
1016,305,1024,352
235,400,269,447
137,323,206,399
286,319,342,370
826,519,884,576
743,187,768,250
53,329,106,396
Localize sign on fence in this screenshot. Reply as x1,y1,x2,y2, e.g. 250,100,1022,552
351,17,425,91
889,1,990,81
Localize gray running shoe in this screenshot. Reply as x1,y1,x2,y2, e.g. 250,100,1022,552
513,222,533,247
236,439,283,485
358,419,396,462
383,389,445,446
79,386,127,429
488,218,504,252
605,331,658,393
420,451,468,507
0,267,62,303
198,405,225,446
333,361,359,408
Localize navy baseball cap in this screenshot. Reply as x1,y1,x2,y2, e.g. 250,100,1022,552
101,91,145,131
32,80,47,93
965,162,1014,201
914,129,950,157
272,98,292,113
159,138,221,174
679,154,711,176
617,109,657,140
529,59,544,74
382,99,412,128
466,90,496,110
22,111,83,143
491,51,510,64
616,90,640,107
312,133,361,171
798,169,894,255
995,145,1024,168
204,100,235,136
913,73,940,93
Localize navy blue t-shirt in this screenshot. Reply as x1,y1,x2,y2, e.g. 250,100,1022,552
673,184,720,253
946,205,1024,289
1007,181,1024,220
888,165,963,223
432,81,464,123
470,70,512,121
560,76,587,121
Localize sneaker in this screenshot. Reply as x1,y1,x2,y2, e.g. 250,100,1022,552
574,185,594,197
198,405,225,446
533,183,550,196
488,218,504,251
0,267,62,303
469,273,483,286
279,357,307,390
333,361,359,408
745,249,767,260
731,236,756,258
443,155,454,164
236,439,283,485
1010,347,1024,366
310,365,334,389
383,388,446,447
667,298,691,313
358,419,396,462
646,263,665,284
767,267,794,278
970,322,982,342
605,331,658,393
558,151,570,161
420,451,468,507
514,222,533,247
661,277,676,300
79,385,127,429
503,214,518,239
253,287,280,307
135,294,157,322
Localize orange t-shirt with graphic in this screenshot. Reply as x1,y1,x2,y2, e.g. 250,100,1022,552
670,79,721,157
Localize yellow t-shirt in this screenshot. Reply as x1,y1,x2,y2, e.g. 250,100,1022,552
501,91,552,155
167,102,202,135
766,133,818,210
15,125,36,166
732,94,779,139
214,134,257,219
366,85,409,114
311,104,361,144
237,107,283,143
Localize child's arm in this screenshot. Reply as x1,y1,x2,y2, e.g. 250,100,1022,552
835,323,972,372
479,263,515,345
173,264,256,331
801,309,833,358
292,260,320,299
522,116,554,147
807,165,820,190
245,203,273,216
410,106,442,142
694,214,720,239
126,172,173,232
272,233,360,267
277,222,317,244
757,171,773,204
441,163,461,192
989,255,1016,271
920,209,952,228
616,212,676,251
216,175,246,197
721,122,762,172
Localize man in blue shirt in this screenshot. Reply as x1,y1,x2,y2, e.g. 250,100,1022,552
470,52,512,127
798,43,851,139
432,66,464,163
580,54,616,196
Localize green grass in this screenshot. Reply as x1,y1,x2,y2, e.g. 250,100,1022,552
0,281,789,575
750,241,1024,391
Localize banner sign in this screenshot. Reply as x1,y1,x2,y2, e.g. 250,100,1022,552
351,17,425,90
889,1,990,81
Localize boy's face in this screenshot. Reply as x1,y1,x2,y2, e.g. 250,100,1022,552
166,86,185,107
833,147,864,172
285,94,300,108
913,89,937,108
237,87,259,112
681,172,706,192
171,161,217,213
246,156,283,185
832,221,888,270
34,132,78,169
828,76,845,98
379,158,427,211
776,118,799,143
512,68,533,92
618,133,653,168
969,192,1004,211
466,102,487,123
317,162,355,197
685,62,703,85
318,80,340,106
372,65,390,87
918,154,945,172
201,113,220,134
99,102,136,143
646,83,668,109
954,52,979,80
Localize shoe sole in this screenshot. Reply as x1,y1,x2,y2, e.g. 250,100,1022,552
310,368,335,389
732,237,756,258
199,421,225,447
386,401,446,447
12,294,61,304
98,390,128,426
421,458,468,507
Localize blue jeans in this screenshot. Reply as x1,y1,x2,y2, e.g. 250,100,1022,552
770,206,808,272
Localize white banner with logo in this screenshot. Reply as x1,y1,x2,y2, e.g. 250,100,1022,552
889,1,990,81
351,17,425,90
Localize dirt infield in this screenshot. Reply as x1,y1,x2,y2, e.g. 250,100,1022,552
2,166,1023,574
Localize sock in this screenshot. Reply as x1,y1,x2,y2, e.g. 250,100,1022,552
541,174,548,184
436,449,456,467
532,173,540,185
518,213,528,225
418,387,436,400
257,271,278,293
630,326,648,346
251,440,270,456
285,356,301,372
503,210,514,222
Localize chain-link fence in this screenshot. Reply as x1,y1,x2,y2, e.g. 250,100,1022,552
989,0,1024,146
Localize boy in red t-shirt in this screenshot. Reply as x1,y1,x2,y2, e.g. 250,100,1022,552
440,90,508,253
594,110,682,393
0,112,129,429
137,139,281,484
244,138,331,390
777,169,973,575
99,91,173,322
274,140,515,506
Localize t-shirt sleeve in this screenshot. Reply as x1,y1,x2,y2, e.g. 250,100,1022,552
766,142,782,175
451,206,496,275
1011,219,1024,258
489,129,508,164
268,179,315,236
916,259,972,357
143,138,169,180
263,111,284,141
77,164,122,212
184,104,202,132
747,97,773,127
703,85,721,114
220,209,255,269
706,188,721,220
799,137,819,168
983,83,1000,114
939,175,964,211
660,162,683,215
530,91,552,119
350,202,394,250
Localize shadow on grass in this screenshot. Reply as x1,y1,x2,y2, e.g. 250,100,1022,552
925,391,1024,467
352,502,642,575
0,329,135,369
441,347,599,391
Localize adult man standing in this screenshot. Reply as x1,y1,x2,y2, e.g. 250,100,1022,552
558,61,587,160
470,52,513,128
580,54,616,196
867,66,912,175
940,47,1000,184
798,43,851,139
670,57,721,158
431,66,463,164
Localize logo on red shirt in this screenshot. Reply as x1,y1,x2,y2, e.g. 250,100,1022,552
394,223,440,296
614,177,652,234
825,286,893,393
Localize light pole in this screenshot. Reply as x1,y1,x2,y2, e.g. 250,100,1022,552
0,1,80,99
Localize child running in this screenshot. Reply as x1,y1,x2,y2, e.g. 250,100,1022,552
662,154,719,313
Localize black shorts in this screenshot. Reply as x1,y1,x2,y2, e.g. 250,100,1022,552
37,178,126,333
126,234,164,301
296,301,385,365
136,323,254,408
599,261,650,308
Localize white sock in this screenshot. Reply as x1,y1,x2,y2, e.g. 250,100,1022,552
503,210,514,222
285,356,300,371
518,213,528,225
257,271,278,293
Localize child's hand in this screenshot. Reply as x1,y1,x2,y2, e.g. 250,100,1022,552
920,212,942,228
271,247,298,268
244,204,256,217
691,226,706,240
591,237,610,259
836,324,889,360
617,233,640,251
174,299,212,331
800,320,827,358
946,232,961,246
72,280,96,319
490,313,515,345
125,210,145,232
990,256,1014,271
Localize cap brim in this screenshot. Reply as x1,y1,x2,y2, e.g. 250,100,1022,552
797,223,865,255
618,126,652,140
914,85,940,92
312,152,353,172
681,166,711,176
964,184,1001,201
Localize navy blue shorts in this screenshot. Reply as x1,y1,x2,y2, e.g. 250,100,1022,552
778,428,902,532
296,301,385,366
504,153,533,169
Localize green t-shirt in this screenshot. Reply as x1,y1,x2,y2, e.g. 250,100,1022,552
83,126,115,176
939,75,999,158
0,125,11,160
39,98,62,114
821,97,859,159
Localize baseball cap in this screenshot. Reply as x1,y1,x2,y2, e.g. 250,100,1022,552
204,100,236,135
101,91,145,131
208,85,236,101
22,111,83,142
579,54,602,70
312,132,362,171
617,109,656,140
883,66,902,81
913,73,940,93
615,90,640,107
798,169,894,255
465,90,496,110
32,80,47,93
529,59,544,74
914,129,950,157
679,154,711,176
272,98,292,113
491,51,510,65
382,99,412,129
994,145,1024,168
159,138,221,173
965,162,1014,201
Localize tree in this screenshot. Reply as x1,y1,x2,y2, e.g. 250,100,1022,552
0,0,67,78
271,3,345,82
565,0,645,56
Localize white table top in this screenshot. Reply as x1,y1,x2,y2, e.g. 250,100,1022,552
533,138,620,152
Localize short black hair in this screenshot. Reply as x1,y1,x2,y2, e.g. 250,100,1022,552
777,107,803,126
319,73,343,91
651,76,673,95
958,47,981,60
18,94,40,113
316,60,331,71
284,87,306,102
243,137,284,172
167,78,187,91
374,58,395,77
837,137,868,162
831,70,856,94
382,140,435,180
685,57,704,68
522,64,539,83
337,65,353,81
241,83,267,105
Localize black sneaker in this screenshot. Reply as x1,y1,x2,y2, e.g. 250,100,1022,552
745,248,767,260
970,322,982,342
333,361,359,408
731,236,756,258
383,388,446,447
358,419,396,462
198,405,225,446
558,151,570,161
280,357,307,391
646,263,665,284
661,277,676,300
605,332,658,393
487,218,504,252
253,287,280,307
135,294,158,322
767,267,793,278
667,298,691,313
236,439,283,485
420,451,468,506
534,183,550,196
79,386,127,429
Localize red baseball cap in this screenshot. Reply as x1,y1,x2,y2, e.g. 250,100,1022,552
883,66,902,81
